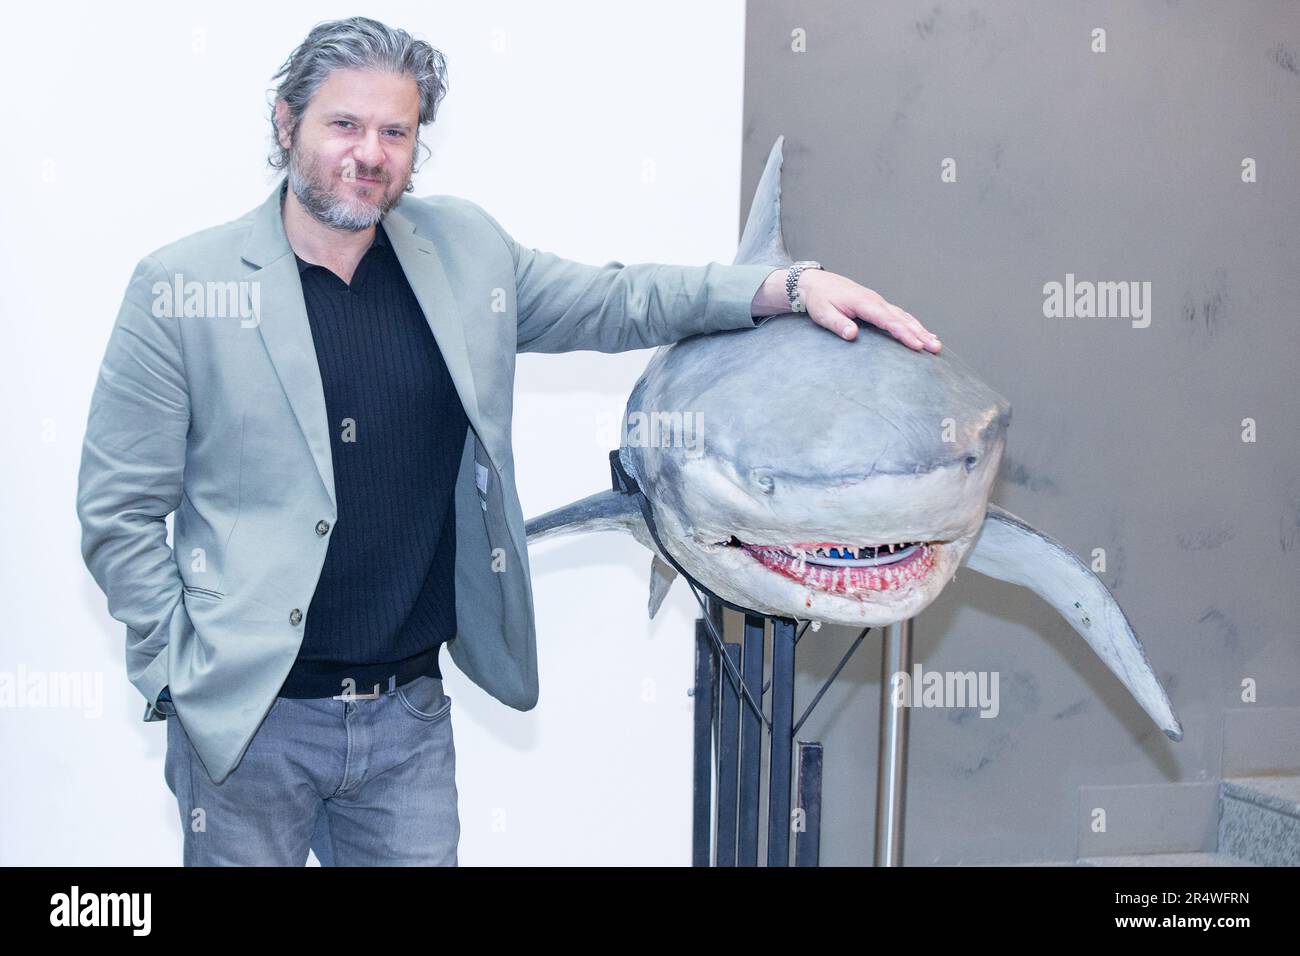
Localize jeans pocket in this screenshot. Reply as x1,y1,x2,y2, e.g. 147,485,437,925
396,676,452,721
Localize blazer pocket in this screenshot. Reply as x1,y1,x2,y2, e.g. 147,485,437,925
183,584,226,601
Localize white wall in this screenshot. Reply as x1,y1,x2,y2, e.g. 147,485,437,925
0,0,750,865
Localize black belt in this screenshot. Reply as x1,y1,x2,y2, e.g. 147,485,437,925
325,644,442,700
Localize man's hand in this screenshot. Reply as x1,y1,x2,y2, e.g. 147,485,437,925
752,267,942,352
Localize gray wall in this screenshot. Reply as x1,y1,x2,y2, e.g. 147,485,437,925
740,0,1300,864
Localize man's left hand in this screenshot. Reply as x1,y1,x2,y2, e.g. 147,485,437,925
753,267,942,352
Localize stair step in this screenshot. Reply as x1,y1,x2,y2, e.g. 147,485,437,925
1078,852,1256,867
1006,861,1082,866
1218,774,1300,866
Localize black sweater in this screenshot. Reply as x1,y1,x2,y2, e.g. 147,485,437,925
277,219,468,697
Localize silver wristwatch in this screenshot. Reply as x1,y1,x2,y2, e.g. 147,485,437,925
785,260,823,312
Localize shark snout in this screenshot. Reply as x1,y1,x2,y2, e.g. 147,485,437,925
716,452,998,546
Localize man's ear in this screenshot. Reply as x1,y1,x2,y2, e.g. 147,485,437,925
274,98,294,152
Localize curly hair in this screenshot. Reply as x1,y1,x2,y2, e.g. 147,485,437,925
266,17,448,189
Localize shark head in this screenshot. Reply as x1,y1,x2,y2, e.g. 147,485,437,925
621,315,1011,626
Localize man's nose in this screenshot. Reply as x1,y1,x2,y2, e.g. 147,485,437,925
354,130,385,167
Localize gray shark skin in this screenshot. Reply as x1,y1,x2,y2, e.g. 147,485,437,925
525,136,1182,743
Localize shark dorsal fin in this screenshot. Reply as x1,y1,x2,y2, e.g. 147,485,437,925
734,135,796,268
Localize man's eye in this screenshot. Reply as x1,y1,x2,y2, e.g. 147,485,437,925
334,120,355,129
384,130,406,138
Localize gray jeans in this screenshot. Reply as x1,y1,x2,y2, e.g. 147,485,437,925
159,675,459,865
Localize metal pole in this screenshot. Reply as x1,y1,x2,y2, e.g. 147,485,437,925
766,619,797,866
691,615,715,867
874,617,912,866
716,640,742,866
793,741,823,866
737,614,765,865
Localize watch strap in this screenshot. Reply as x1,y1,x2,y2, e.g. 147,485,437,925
785,261,822,312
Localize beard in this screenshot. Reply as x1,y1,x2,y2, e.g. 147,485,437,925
285,142,413,232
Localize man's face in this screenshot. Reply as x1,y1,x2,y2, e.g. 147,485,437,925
278,68,421,231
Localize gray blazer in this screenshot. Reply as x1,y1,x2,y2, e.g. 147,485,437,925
76,182,774,783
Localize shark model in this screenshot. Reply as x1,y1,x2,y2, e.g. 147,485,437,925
525,136,1182,743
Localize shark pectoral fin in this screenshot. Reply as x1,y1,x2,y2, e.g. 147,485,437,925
523,490,674,615
524,490,645,544
962,504,1184,742
648,554,679,619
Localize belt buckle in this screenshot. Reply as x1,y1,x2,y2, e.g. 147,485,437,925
332,682,385,701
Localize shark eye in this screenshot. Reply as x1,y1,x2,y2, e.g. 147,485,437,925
964,455,979,473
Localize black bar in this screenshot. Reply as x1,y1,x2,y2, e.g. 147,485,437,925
737,614,765,865
766,618,796,866
715,639,742,866
691,615,715,867
794,741,824,866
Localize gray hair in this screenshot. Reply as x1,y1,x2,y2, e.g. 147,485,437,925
267,17,448,186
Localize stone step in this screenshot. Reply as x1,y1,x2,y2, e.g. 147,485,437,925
1078,852,1256,867
1217,774,1300,867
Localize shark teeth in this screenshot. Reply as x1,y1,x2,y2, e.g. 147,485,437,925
787,543,922,568
738,542,938,595
773,541,923,567
722,536,937,570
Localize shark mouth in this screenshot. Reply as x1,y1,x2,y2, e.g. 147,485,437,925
728,537,938,597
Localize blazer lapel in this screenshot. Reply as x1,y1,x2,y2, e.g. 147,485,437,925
238,183,487,509
382,204,485,442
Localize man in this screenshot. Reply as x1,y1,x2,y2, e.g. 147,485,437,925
76,16,941,866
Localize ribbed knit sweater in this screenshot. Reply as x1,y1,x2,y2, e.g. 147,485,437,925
277,219,468,698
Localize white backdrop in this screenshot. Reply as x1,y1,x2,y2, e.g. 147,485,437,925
0,0,751,865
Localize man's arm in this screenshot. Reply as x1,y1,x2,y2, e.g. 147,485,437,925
469,202,779,354
76,255,190,707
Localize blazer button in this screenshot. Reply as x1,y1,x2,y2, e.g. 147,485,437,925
289,608,302,625
316,520,331,536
